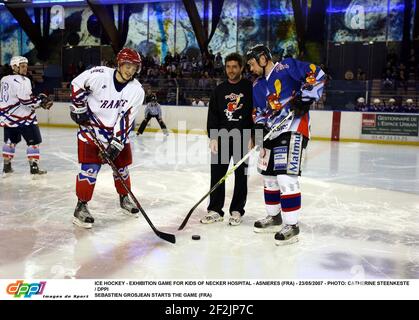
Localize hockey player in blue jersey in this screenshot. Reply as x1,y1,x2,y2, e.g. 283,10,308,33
247,44,325,245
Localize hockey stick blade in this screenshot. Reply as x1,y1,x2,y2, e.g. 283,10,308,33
84,126,176,244
155,230,176,243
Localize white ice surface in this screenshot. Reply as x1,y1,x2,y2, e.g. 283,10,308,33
0,128,418,279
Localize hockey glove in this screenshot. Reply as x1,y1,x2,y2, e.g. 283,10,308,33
70,105,90,125
290,93,315,117
104,138,124,162
38,93,53,110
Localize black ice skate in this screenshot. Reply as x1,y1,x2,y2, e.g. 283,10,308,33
29,161,47,176
254,214,282,233
274,224,300,245
73,200,94,229
120,195,139,217
2,161,14,178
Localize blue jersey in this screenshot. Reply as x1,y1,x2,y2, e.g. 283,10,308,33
253,58,325,138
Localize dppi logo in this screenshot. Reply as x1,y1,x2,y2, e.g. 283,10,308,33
6,280,46,298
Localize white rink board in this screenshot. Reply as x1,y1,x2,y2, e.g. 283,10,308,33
40,103,419,144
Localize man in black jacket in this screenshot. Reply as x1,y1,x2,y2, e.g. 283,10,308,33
201,53,253,226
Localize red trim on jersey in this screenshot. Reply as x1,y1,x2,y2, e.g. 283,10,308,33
297,114,309,138
0,102,20,111
8,111,35,120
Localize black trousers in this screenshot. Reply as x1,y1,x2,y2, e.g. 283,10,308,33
4,124,42,145
137,115,167,135
207,136,248,217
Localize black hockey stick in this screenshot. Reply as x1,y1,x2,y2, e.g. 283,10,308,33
85,125,176,244
178,110,295,231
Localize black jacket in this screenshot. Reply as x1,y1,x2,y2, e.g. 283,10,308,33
207,78,253,138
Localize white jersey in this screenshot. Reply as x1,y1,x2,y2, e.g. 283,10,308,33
0,74,41,127
145,102,162,118
71,66,144,145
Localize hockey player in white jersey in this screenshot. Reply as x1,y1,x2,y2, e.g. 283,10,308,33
70,48,145,228
136,93,168,136
0,56,53,177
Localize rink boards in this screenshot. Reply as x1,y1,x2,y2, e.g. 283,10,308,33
35,103,419,146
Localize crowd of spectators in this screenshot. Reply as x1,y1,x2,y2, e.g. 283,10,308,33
2,47,419,111
98,50,225,105
381,49,417,91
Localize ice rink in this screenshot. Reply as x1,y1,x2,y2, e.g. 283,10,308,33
1,127,418,279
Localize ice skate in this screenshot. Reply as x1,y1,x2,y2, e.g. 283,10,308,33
73,200,94,229
274,224,300,245
120,195,139,217
2,161,14,178
29,161,47,177
254,214,282,233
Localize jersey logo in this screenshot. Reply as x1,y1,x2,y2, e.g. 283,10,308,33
267,79,284,111
90,68,104,74
267,92,283,111
102,85,107,89
275,63,289,72
224,93,244,122
305,64,317,85
99,99,128,109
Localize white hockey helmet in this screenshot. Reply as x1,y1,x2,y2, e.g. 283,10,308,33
357,97,365,103
388,98,396,103
406,98,413,104
373,98,381,104
10,56,28,67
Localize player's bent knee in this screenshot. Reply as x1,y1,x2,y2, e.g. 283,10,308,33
277,174,300,194
264,175,279,190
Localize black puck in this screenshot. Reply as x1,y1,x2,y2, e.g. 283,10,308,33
192,235,201,240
